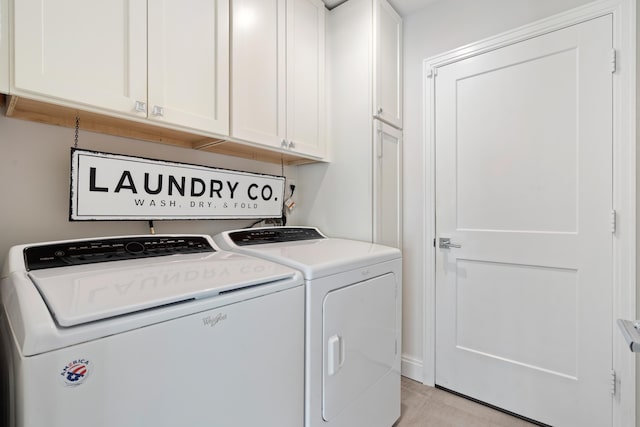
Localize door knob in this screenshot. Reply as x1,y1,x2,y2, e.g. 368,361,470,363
439,237,461,249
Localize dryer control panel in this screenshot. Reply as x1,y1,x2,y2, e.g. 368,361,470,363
229,227,325,246
24,236,214,270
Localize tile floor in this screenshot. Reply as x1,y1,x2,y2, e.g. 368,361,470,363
394,377,539,427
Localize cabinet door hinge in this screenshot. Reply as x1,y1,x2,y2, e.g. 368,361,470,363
611,369,617,395
611,209,617,234
427,67,438,78
610,49,617,73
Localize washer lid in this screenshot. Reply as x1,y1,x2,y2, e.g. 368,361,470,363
28,251,296,327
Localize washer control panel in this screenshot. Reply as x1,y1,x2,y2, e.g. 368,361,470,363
229,227,325,246
24,236,214,270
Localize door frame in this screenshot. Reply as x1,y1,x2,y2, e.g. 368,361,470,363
422,0,636,425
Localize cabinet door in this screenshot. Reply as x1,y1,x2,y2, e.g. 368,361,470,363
373,120,402,248
13,0,147,116
286,0,325,158
231,0,286,148
148,0,229,135
373,0,402,129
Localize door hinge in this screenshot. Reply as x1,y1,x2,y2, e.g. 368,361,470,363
611,369,617,395
611,209,617,234
427,67,438,78
610,49,617,73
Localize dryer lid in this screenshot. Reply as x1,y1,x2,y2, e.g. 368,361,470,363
223,237,401,280
29,252,296,327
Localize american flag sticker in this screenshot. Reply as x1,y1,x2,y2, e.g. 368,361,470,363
60,359,91,387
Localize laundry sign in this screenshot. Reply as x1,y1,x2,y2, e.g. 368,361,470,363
70,149,285,220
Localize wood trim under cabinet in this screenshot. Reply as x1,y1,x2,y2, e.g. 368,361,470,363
4,96,321,166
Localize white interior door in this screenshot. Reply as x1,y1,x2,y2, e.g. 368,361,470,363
435,15,613,427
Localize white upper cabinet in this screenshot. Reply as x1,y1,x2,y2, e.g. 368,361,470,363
12,0,229,136
373,0,402,129
147,0,229,135
231,0,286,148
13,0,147,115
373,120,402,248
286,0,325,157
232,0,325,159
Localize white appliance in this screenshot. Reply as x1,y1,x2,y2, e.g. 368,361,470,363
214,226,402,427
0,234,304,427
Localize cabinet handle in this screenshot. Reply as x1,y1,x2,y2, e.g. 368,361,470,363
281,139,288,148
151,106,165,117
288,141,296,149
134,101,147,113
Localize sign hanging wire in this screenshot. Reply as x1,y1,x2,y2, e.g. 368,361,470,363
281,156,287,226
73,116,80,148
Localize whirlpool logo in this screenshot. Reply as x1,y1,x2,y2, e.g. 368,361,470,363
60,359,91,387
202,313,227,328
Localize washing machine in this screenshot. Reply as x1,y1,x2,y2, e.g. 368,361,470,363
0,234,304,427
214,226,402,427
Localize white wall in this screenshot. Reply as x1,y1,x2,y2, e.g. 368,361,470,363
0,113,297,264
401,0,595,380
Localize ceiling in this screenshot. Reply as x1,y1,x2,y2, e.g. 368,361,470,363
322,0,440,16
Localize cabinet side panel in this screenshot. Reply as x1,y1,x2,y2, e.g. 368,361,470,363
295,0,373,241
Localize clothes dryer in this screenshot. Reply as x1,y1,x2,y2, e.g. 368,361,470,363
0,234,304,427
214,226,402,427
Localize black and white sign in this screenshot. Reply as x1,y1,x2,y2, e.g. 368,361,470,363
70,149,285,220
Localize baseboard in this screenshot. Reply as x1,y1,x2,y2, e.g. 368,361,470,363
401,354,423,382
